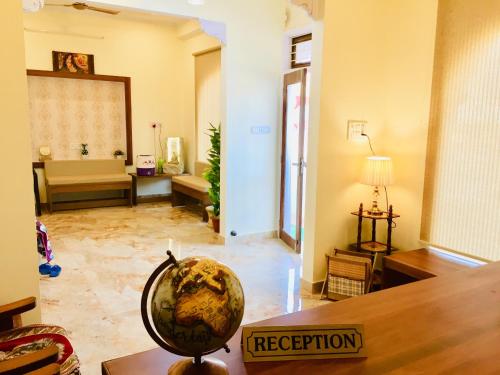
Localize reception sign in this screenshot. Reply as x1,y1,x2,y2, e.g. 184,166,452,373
242,324,366,362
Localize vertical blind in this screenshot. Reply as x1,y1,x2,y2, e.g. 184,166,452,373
421,0,500,261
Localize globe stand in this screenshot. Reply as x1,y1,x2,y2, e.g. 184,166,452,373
168,356,228,375
142,251,236,375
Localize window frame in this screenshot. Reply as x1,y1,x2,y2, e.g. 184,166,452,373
291,33,312,69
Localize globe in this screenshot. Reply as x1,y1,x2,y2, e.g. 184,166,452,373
142,252,245,365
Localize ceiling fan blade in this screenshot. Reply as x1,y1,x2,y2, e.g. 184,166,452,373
85,5,120,15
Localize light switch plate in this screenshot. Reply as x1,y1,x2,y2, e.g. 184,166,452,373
251,126,271,135
347,120,367,141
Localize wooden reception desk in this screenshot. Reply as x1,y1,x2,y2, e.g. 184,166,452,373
102,261,500,374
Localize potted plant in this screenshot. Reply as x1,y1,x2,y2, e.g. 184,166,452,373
152,123,166,174
113,149,125,159
203,123,221,233
81,143,89,159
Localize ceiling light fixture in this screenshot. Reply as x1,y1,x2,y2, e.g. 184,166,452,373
188,0,205,5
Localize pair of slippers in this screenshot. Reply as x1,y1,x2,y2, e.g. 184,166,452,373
39,263,62,277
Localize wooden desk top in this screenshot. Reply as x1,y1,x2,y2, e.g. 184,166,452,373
384,248,479,280
102,261,499,375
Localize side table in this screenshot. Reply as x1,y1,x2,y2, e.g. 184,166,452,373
350,203,400,256
129,173,187,205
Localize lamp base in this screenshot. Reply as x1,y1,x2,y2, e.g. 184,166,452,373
168,357,228,375
367,208,384,216
368,186,384,215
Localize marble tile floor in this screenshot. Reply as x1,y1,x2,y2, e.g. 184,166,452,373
39,202,328,375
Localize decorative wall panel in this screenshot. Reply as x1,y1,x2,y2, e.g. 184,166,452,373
28,75,127,162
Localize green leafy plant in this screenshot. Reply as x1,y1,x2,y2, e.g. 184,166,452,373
81,143,88,156
113,149,124,156
203,123,221,217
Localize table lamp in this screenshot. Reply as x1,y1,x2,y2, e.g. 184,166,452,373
361,156,393,215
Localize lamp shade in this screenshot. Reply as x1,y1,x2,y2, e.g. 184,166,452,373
361,156,393,186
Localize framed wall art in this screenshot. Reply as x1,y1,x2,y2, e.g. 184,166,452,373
52,51,95,74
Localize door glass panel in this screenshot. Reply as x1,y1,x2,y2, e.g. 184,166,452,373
283,81,302,240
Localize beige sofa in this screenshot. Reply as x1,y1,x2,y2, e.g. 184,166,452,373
44,159,132,212
172,162,211,221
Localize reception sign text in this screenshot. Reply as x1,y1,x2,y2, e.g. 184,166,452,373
242,324,366,362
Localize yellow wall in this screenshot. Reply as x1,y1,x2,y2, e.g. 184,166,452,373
0,1,41,323
23,10,219,200
303,0,438,283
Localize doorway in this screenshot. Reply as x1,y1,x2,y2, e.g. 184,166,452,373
279,68,309,252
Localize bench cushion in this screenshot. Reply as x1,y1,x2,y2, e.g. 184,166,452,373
47,173,131,186
172,175,210,193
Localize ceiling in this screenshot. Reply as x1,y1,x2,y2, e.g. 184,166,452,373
41,1,193,27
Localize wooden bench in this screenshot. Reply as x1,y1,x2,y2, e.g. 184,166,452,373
171,162,210,221
45,160,132,213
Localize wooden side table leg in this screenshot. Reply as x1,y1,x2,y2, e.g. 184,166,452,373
357,203,363,251
387,205,393,255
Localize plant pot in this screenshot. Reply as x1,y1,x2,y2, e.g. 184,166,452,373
81,155,89,160
206,206,214,228
114,155,124,160
211,217,220,233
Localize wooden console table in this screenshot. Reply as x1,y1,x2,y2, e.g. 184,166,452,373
383,247,480,288
102,261,497,375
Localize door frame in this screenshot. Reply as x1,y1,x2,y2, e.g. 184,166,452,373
279,68,307,252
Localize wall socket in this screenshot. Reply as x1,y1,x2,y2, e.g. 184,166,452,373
347,120,367,141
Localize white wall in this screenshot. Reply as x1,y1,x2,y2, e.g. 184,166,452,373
0,1,41,323
302,0,438,284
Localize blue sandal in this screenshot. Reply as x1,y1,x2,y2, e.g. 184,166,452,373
49,265,62,277
39,263,52,275
39,263,62,277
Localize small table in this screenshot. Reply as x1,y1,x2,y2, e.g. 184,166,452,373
351,203,400,256
383,247,479,288
129,173,184,205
